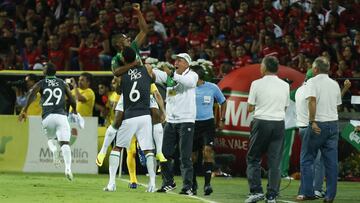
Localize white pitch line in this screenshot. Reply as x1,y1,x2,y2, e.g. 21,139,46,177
119,178,219,203
277,200,297,203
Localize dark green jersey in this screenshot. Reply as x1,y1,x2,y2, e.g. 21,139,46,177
111,41,142,73
121,65,151,120
39,77,67,119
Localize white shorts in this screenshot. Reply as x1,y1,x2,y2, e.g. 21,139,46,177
42,114,71,142
115,95,158,112
115,115,154,150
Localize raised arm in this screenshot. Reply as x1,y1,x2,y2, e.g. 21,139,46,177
65,83,77,114
18,81,41,122
70,78,87,102
133,3,148,47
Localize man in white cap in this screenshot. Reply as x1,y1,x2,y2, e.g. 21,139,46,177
154,53,199,195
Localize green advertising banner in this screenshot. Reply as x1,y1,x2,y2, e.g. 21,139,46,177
341,123,360,152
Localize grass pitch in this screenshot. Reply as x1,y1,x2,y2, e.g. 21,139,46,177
1,172,360,203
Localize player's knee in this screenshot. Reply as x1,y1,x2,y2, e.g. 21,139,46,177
150,108,161,124
143,150,154,155
112,146,122,152
59,141,69,146
203,146,214,161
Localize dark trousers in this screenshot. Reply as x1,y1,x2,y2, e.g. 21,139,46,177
161,122,194,190
246,119,285,196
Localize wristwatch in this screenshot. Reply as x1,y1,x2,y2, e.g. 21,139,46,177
220,118,226,122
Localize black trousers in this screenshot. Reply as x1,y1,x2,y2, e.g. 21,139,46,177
161,122,194,190
246,119,285,196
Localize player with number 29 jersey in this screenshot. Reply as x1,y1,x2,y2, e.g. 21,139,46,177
39,76,68,119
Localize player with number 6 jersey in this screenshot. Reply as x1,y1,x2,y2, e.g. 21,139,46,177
18,63,78,181
104,47,157,193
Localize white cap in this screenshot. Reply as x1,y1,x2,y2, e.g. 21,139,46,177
33,63,44,70
176,53,191,65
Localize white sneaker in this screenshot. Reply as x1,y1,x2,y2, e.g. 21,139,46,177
65,169,73,181
103,184,116,192
315,190,325,198
245,193,265,203
146,184,156,193
53,151,61,168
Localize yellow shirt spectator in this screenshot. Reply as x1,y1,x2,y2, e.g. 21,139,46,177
27,93,42,115
70,88,95,116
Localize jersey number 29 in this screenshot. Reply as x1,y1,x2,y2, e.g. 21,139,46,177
43,88,62,106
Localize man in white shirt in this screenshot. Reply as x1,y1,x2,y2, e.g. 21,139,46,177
245,56,290,203
301,57,342,203
296,70,351,201
154,53,198,195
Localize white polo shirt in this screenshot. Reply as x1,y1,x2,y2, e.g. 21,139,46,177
295,83,308,127
248,75,290,121
305,74,341,122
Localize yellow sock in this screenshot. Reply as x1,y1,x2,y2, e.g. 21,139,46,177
127,136,137,183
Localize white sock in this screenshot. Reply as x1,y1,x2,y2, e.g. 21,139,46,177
109,150,120,186
153,124,163,154
100,125,117,154
47,139,58,153
60,144,72,171
145,153,156,186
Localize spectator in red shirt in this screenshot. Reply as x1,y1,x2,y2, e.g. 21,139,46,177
103,0,117,23
48,34,66,70
324,11,347,48
186,22,208,51
58,23,78,70
23,35,41,70
162,0,177,28
339,46,360,71
299,28,321,57
91,9,113,37
111,13,128,36
258,31,281,59
261,16,283,39
257,0,280,24
233,45,252,69
78,32,102,71
212,1,234,19
333,60,353,78
339,0,360,30
146,10,167,40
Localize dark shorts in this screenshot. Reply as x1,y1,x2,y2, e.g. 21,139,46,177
193,118,215,152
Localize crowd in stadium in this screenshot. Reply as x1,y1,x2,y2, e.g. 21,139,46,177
0,0,359,81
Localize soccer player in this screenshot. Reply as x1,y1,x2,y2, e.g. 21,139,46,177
96,3,166,181
18,63,77,181
103,47,156,192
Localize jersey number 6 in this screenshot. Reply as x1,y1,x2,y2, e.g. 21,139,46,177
129,81,140,102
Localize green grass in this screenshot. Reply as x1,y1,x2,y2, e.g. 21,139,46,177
0,172,359,203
